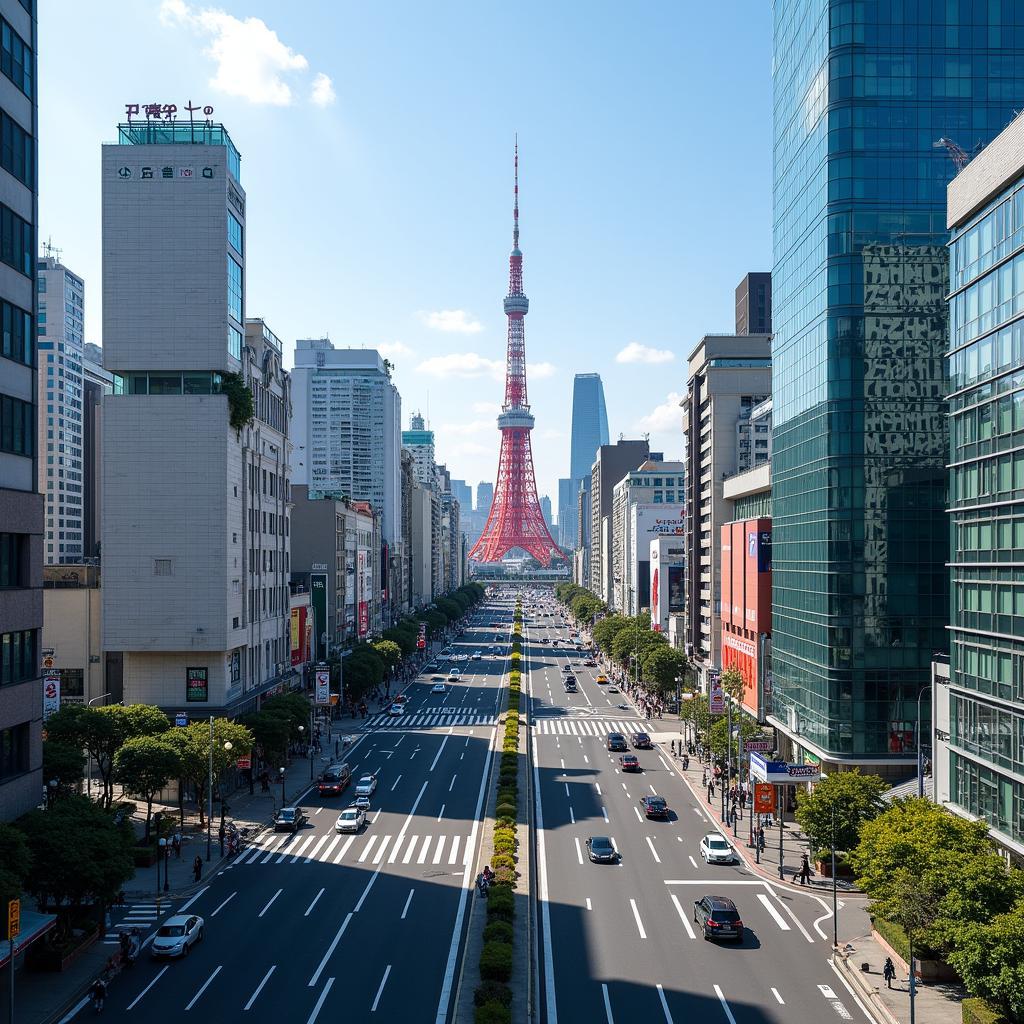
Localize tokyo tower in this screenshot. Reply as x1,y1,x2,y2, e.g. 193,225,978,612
469,144,563,567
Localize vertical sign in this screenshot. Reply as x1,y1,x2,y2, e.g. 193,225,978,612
6,899,19,940
357,550,370,638
709,669,725,714
42,672,61,720
185,667,208,702
314,666,330,706
310,573,328,662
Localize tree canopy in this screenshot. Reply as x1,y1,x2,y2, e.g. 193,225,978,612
793,769,888,858
163,719,252,826
113,735,181,842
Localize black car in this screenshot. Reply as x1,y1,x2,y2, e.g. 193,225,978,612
606,732,628,752
586,836,618,863
564,681,578,692
640,795,669,819
693,895,744,942
273,807,307,833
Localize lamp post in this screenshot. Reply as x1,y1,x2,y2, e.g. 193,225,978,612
917,684,932,799
158,837,167,894
279,766,286,807
85,691,112,799
46,777,58,809
830,801,839,950
219,741,233,856
206,716,214,861
153,812,163,898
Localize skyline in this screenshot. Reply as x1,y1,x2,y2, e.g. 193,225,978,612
37,0,773,505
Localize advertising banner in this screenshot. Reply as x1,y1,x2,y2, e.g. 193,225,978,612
186,667,208,703
668,564,685,613
358,601,369,636
310,573,328,662
753,782,776,813
709,680,725,715
42,673,60,720
749,753,821,784
290,606,308,666
290,607,300,656
315,667,330,706
357,551,370,637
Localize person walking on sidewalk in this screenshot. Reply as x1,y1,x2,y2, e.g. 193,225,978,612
192,855,203,883
798,852,812,885
883,957,896,989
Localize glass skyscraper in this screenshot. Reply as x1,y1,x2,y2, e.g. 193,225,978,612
560,373,609,552
771,0,1024,766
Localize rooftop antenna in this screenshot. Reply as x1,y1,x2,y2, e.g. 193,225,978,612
42,237,62,263
934,137,970,172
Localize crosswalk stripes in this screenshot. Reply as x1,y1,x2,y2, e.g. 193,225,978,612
535,718,652,736
226,828,477,870
104,902,164,944
364,712,497,729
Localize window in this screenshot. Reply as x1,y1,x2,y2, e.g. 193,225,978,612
0,202,31,276
1,628,36,685
154,558,172,576
0,533,25,587
0,722,28,780
227,255,242,322
0,111,31,186
228,324,242,361
0,393,33,456
228,212,243,255
59,668,83,698
0,18,32,98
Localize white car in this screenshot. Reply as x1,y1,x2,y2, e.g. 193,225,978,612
448,669,462,681
353,795,371,810
388,703,404,716
431,682,447,694
354,774,378,797
472,652,483,660
700,832,737,865
335,806,366,833
151,914,204,959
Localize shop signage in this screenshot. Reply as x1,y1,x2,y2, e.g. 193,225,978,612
753,783,776,813
42,673,60,720
315,667,330,706
124,101,214,122
749,752,821,784
186,667,209,703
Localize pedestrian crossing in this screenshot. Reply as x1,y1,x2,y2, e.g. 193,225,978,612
534,718,652,736
364,712,497,729
104,902,165,944
226,828,476,869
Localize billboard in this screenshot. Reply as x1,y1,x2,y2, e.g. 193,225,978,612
290,605,308,666
186,667,208,703
310,573,328,661
357,550,371,637
649,536,685,632
315,666,330,706
42,673,60,720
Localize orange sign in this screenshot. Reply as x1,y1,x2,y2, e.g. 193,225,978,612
754,783,775,813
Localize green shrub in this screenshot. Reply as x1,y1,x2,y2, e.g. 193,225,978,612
962,998,1009,1024
872,917,910,964
493,826,516,843
482,920,514,945
479,941,513,982
492,865,517,887
474,979,513,1008
474,1000,511,1024
495,815,516,830
501,752,518,770
486,886,514,921
492,838,516,858
496,801,517,819
497,788,516,805
491,853,516,871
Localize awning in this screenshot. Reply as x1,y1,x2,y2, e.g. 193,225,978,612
0,910,58,967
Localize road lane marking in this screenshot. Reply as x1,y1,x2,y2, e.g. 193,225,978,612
176,886,209,913
656,983,674,1024
437,804,445,821
449,835,461,864
320,835,341,861
601,805,609,822
669,894,696,939
358,836,378,863
211,891,236,917
629,899,647,939
827,957,879,1024
757,893,791,930
371,965,393,1012
335,836,355,862
305,888,325,917
290,835,317,862
602,983,615,1023
418,836,433,863
586,898,592,910
771,987,785,1005
433,835,446,863
184,965,221,1011
564,783,570,797
449,774,457,792
401,889,415,919
713,985,737,1024
391,775,403,791
428,735,449,771
402,836,419,864
569,806,575,824
258,889,283,918
765,885,815,943
646,837,661,863
126,965,168,1009
306,977,335,1024
388,835,406,864
688,855,698,869
574,837,584,864
244,965,276,1010
304,835,330,863
595,783,602,795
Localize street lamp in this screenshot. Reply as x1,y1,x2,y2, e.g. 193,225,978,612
46,777,58,809
279,766,286,808
219,741,233,855
830,801,838,950
85,691,112,798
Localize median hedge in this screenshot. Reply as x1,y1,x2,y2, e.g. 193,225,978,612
962,999,1010,1024
475,1002,511,1024
480,941,513,982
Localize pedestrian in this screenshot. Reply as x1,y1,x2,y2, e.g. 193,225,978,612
756,826,766,853
702,768,708,788
335,739,340,758
798,852,812,886
883,957,896,989
671,739,676,755
192,855,202,883
173,831,182,858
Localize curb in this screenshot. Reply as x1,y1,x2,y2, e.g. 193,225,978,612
833,951,902,1024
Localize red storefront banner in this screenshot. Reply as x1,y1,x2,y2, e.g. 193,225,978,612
754,783,776,813
358,601,369,637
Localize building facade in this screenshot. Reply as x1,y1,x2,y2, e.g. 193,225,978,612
403,412,435,488
681,334,771,691
734,271,772,335
0,0,39,821
769,0,1023,769
562,372,609,558
82,343,112,560
938,113,1024,856
292,341,402,544
42,562,103,708
37,254,84,564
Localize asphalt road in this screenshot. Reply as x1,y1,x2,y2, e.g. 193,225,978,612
75,596,516,1024
528,599,882,1024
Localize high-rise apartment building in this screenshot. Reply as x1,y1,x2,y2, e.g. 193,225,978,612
735,272,772,335
770,1,1022,770
102,118,288,714
561,373,609,555
0,0,39,821
82,343,112,560
936,115,1024,856
37,254,84,563
403,411,436,488
681,334,770,690
292,341,401,544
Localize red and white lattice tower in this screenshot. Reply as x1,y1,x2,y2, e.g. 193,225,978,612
469,144,563,567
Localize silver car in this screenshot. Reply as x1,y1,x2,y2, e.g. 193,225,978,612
151,914,204,958
354,774,378,797
336,806,366,833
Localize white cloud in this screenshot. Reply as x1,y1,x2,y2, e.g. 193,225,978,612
375,341,414,360
416,352,504,380
472,401,500,415
160,1,332,108
616,341,675,365
418,309,483,334
310,72,336,107
436,419,494,437
531,361,557,379
636,392,683,433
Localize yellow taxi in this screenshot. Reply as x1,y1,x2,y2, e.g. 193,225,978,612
596,674,609,685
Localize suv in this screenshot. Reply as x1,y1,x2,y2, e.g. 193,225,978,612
693,895,744,942
317,763,352,797
606,732,627,752
273,807,307,833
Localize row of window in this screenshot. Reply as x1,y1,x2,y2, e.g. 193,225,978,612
0,393,32,456
951,176,1024,291
0,109,30,188
0,297,31,366
951,450,1024,506
0,18,30,99
1,627,36,686
951,248,1024,350
950,751,1023,844
0,201,31,277
227,254,242,322
951,693,1024,774
123,371,225,396
950,320,1024,400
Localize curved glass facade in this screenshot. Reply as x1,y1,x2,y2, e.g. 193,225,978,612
771,0,1024,758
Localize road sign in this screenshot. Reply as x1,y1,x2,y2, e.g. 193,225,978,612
174,712,189,727
7,899,19,940
745,739,773,753
753,783,775,813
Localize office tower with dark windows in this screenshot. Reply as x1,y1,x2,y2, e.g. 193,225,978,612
0,0,38,821
37,254,84,564
735,272,772,335
770,0,1024,772
82,342,112,560
561,372,609,556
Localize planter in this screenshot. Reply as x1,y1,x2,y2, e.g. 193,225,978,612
133,845,159,867
28,924,100,972
870,928,959,983
815,858,854,878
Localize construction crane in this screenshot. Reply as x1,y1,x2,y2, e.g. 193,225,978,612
934,137,970,172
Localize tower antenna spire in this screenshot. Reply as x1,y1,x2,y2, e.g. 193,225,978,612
513,135,519,251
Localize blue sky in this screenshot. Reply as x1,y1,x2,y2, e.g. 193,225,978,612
40,1,773,510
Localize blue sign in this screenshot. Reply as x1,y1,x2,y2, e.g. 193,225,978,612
750,751,820,784
174,712,189,727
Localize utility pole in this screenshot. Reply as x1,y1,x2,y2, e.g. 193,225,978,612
206,716,213,861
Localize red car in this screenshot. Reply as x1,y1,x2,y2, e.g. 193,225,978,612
619,754,641,772
640,795,669,819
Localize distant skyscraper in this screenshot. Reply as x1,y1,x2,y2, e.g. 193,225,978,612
539,494,552,529
735,272,772,335
402,411,436,489
560,373,609,553
450,478,472,513
476,481,493,516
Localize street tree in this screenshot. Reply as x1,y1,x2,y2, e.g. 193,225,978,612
373,639,403,672
382,626,416,658
0,822,32,908
592,615,629,652
436,597,462,622
165,719,252,826
794,769,888,859
262,692,312,737
641,645,688,695
707,715,764,760
719,667,745,705
112,735,181,842
242,711,291,769
421,609,447,636
42,739,86,803
948,900,1024,1022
